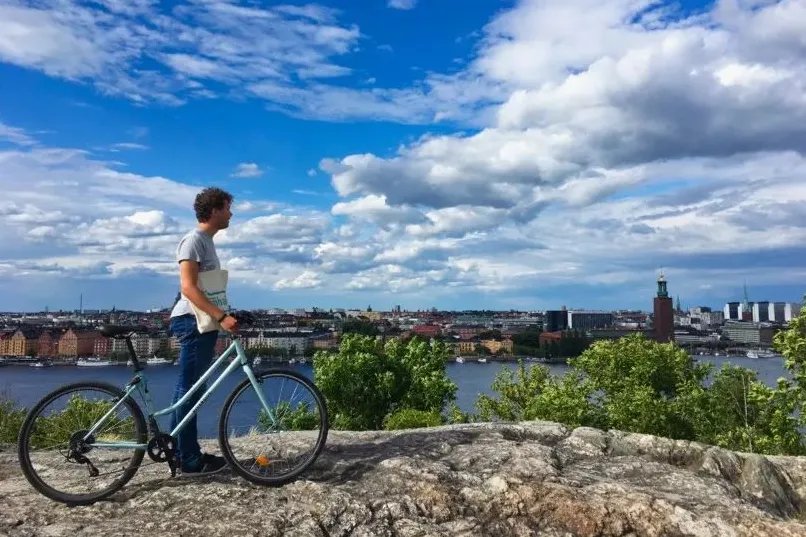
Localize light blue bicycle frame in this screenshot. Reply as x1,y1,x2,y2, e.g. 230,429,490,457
82,337,278,450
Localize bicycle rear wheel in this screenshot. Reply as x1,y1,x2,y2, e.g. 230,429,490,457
17,381,147,505
218,368,328,486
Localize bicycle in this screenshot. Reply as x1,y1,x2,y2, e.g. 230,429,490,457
16,311,329,506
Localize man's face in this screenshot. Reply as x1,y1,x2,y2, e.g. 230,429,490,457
212,201,232,230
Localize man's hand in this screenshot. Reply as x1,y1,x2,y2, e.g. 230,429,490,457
221,314,239,333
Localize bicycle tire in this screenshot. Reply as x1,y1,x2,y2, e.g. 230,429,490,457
17,381,148,506
217,368,329,486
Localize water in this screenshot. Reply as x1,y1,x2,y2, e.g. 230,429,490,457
0,356,789,437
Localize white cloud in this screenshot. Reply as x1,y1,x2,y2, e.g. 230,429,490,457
2,0,806,309
388,0,418,10
273,270,323,290
311,0,806,302
0,0,362,107
331,194,425,227
0,1,506,124
0,124,341,301
108,142,149,151
231,162,264,178
0,121,37,146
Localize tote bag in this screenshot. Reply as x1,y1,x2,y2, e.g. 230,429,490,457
188,268,229,333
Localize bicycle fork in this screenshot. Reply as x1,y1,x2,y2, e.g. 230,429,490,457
244,364,281,428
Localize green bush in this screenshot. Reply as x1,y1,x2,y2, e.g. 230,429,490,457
570,335,712,440
29,394,137,450
383,408,443,430
475,312,806,456
313,334,457,430
447,402,472,424
0,391,139,449
257,400,321,431
0,391,26,444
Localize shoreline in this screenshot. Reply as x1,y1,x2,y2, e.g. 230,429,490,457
0,351,784,368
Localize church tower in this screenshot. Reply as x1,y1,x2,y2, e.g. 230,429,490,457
653,271,674,343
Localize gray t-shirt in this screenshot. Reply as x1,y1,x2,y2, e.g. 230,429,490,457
170,229,221,318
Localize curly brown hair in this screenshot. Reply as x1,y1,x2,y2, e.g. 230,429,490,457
193,187,233,222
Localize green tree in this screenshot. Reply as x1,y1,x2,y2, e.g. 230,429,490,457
476,362,551,422
478,329,502,340
570,334,711,439
511,327,542,347
313,334,457,430
475,361,603,428
774,300,806,400
690,365,803,455
341,318,380,336
475,326,806,455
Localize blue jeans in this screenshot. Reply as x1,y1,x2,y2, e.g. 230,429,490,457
169,314,218,469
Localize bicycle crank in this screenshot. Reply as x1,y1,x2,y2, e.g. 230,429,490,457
147,433,179,477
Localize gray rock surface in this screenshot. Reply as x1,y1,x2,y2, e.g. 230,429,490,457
2,421,806,536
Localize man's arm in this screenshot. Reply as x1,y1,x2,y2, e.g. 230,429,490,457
179,259,226,320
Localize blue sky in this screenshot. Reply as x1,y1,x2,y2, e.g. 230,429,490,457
1,0,805,313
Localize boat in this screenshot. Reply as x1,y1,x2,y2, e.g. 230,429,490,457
746,349,778,359
77,357,113,367
147,356,173,366
477,357,487,364
30,360,54,368
455,357,465,364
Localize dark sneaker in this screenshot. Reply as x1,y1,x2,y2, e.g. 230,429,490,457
180,453,228,477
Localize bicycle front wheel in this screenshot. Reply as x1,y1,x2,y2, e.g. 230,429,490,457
218,368,328,486
17,381,147,505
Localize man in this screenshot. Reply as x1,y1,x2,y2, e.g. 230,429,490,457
169,187,239,475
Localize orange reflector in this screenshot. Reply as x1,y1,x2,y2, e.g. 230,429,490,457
255,455,270,467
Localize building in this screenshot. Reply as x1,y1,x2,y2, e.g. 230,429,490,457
311,333,339,350
215,334,232,355
724,302,741,321
721,320,776,346
544,310,569,332
453,325,486,340
411,324,441,338
687,307,724,330
653,273,674,343
769,302,800,323
9,328,41,356
539,331,563,345
94,337,110,357
0,332,12,356
58,328,98,358
37,330,60,358
481,338,513,355
567,311,613,330
726,300,799,324
245,331,311,355
752,301,771,323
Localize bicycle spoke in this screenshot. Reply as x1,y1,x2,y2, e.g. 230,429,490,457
218,369,328,486
18,382,147,505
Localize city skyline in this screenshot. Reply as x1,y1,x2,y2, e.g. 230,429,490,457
1,279,801,316
2,0,806,311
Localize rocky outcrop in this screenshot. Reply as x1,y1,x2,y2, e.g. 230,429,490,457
2,421,806,536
